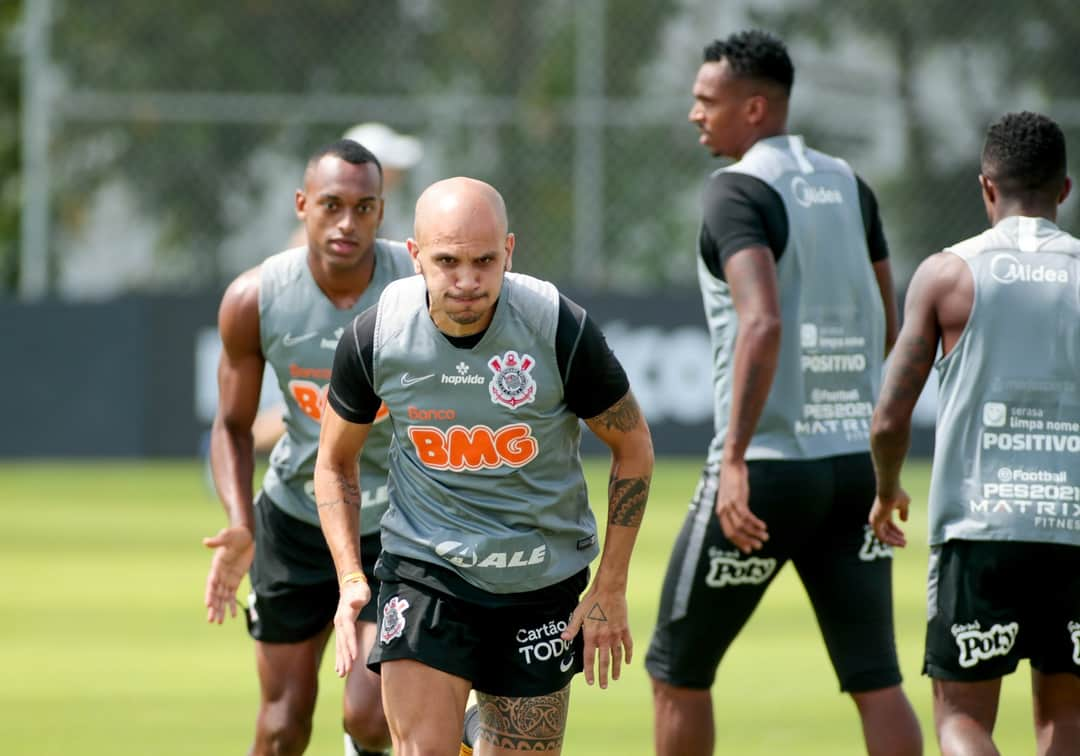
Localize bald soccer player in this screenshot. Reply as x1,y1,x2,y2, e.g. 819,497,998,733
314,177,655,755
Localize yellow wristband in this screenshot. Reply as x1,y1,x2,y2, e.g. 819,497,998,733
340,571,367,586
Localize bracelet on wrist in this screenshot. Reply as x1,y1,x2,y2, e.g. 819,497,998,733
340,571,367,586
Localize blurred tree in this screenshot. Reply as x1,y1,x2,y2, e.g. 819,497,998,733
754,1,1080,281
34,0,675,295
1,2,18,293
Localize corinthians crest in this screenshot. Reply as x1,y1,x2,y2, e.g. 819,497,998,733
488,350,537,408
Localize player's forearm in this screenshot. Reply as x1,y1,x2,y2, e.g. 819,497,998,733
209,419,256,532
722,315,781,463
594,452,652,590
870,410,911,500
313,460,363,576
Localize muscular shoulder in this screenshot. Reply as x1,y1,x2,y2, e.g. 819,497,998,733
218,265,262,356
910,251,973,332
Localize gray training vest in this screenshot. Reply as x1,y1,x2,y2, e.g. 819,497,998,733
259,241,415,531
928,216,1080,547
371,272,600,594
698,135,885,464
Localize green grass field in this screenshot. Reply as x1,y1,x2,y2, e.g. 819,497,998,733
0,457,1038,754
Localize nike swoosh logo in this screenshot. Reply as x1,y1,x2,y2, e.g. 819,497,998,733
282,331,318,346
559,654,575,672
400,373,435,387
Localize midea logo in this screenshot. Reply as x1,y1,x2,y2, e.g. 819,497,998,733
990,252,1068,285
791,176,843,208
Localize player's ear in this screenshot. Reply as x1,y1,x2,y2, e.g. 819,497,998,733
978,174,996,205
504,232,515,272
406,239,423,274
1059,176,1072,205
295,189,306,219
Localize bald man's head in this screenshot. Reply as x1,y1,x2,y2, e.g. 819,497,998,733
407,177,516,337
413,177,508,245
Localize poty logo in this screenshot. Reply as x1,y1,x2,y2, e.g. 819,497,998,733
704,548,777,587
1069,621,1080,665
858,526,893,561
791,176,843,208
990,253,1069,285
408,423,538,470
952,620,1019,668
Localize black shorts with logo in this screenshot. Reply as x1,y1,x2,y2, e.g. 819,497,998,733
924,539,1080,681
368,553,588,697
246,492,382,643
645,453,901,693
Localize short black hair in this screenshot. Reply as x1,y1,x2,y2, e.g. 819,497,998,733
306,138,383,179
982,111,1067,201
703,30,794,95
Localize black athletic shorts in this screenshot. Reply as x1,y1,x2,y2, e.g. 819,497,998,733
924,539,1080,681
246,492,382,643
367,556,588,697
645,453,902,693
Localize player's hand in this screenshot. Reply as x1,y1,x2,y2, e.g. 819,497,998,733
562,586,632,690
202,525,254,624
333,579,371,678
869,489,910,548
715,459,768,553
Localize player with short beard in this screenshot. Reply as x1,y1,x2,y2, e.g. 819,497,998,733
315,176,654,755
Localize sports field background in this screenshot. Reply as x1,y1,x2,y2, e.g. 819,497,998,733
1,457,1036,754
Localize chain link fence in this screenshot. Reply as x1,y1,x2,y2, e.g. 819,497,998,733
14,0,1080,299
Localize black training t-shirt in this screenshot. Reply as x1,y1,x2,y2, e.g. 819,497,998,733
328,294,629,425
698,171,889,280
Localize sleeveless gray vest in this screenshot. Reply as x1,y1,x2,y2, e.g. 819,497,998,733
259,241,415,531
371,273,599,593
929,216,1080,546
699,135,885,464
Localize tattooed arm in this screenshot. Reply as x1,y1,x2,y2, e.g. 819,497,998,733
313,403,372,676
717,245,782,553
870,251,971,546
560,390,653,688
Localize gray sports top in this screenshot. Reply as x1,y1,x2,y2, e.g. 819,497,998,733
698,135,885,464
370,273,600,593
929,216,1080,546
259,241,414,530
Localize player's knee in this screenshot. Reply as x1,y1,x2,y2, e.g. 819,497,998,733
343,703,391,752
651,677,711,708
257,706,314,756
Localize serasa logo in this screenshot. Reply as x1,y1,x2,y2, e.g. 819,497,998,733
791,176,843,208
408,423,538,470
990,253,1069,284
